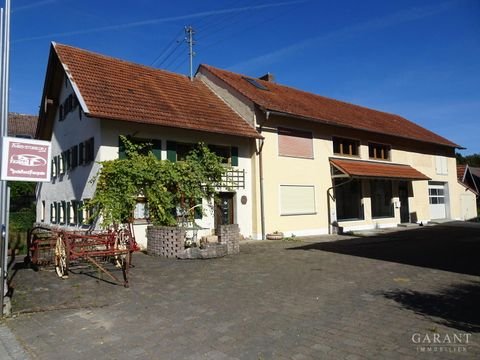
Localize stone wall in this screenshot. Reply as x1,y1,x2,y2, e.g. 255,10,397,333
146,226,185,259
217,224,240,255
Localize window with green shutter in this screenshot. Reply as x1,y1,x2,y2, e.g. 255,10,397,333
119,136,162,159
167,141,177,162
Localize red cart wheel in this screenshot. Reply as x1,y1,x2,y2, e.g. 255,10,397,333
54,235,69,279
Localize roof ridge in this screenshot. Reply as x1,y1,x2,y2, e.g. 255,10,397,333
201,64,459,148
54,42,192,81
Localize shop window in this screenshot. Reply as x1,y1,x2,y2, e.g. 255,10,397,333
334,179,364,220
371,180,394,218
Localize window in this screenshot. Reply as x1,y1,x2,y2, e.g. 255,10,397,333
435,156,448,175
369,142,390,160
50,202,57,223
67,201,75,224
278,127,314,159
242,77,269,90
79,142,85,165
118,136,161,159
59,201,66,224
429,187,445,204
41,201,45,222
280,185,316,215
176,143,195,161
334,179,364,221
51,158,58,178
134,197,149,220
81,199,93,225
333,137,359,156
58,154,65,175
208,145,232,164
167,141,238,165
371,180,394,218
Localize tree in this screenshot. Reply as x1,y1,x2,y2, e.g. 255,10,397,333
456,153,480,167
89,137,228,227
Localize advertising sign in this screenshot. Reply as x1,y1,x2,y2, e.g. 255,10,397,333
1,137,52,182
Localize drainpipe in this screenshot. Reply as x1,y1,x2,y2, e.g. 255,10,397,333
256,109,270,240
258,133,266,240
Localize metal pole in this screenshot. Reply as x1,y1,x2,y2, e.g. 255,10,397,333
0,5,5,317
186,26,195,81
0,0,11,317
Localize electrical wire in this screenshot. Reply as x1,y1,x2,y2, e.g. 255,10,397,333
150,28,184,67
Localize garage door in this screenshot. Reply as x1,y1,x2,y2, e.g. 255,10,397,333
428,183,446,219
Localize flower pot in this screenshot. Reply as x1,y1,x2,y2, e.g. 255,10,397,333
266,232,283,240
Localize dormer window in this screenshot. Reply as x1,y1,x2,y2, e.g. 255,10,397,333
369,142,390,160
333,137,359,157
242,77,269,91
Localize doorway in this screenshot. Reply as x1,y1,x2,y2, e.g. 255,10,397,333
215,192,235,228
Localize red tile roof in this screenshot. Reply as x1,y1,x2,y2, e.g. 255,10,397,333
201,65,459,148
53,43,261,139
457,164,466,182
330,158,430,180
8,113,38,138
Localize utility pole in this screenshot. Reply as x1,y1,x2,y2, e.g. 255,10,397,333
185,25,195,81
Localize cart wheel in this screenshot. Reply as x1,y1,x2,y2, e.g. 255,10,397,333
114,229,128,268
54,236,69,279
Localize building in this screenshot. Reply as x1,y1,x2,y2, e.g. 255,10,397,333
35,43,471,247
8,113,37,138
457,164,479,219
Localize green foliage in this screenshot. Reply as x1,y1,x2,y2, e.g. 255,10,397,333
456,153,480,167
90,136,228,227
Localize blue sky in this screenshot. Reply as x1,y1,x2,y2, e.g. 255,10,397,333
8,0,480,153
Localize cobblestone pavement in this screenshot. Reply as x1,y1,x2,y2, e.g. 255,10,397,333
4,222,480,359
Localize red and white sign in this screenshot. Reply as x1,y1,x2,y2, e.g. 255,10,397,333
1,137,52,182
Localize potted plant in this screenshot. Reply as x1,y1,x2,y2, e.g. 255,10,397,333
266,231,284,240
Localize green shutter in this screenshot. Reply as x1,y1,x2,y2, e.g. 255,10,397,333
167,141,177,162
77,201,84,225
66,201,71,224
231,146,239,166
118,136,126,159
152,139,162,159
55,202,60,224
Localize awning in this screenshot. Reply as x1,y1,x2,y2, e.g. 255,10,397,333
330,158,430,181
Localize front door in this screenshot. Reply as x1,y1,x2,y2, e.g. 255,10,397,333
215,192,235,228
399,181,410,223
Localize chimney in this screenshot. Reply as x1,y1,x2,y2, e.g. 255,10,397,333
258,72,275,82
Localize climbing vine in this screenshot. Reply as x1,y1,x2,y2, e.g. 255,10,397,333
89,136,228,227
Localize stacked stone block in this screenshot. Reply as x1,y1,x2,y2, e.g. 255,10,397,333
147,226,185,258
217,224,240,255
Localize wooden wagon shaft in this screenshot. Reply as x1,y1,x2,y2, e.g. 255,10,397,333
84,255,122,284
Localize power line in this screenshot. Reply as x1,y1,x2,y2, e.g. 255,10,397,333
156,37,185,68
150,28,184,67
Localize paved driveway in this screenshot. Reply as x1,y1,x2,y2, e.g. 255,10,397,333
3,222,480,359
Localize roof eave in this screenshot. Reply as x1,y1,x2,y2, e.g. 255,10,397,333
262,107,460,149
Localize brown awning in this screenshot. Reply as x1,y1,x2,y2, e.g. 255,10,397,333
330,158,430,180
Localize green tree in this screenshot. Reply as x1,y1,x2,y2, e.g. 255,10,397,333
89,137,228,227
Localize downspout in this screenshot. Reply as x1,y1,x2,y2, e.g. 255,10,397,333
257,111,268,240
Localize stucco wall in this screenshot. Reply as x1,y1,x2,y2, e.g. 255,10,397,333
100,119,256,247
254,113,461,236
36,75,101,227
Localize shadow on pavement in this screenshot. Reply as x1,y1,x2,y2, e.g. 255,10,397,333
383,281,480,333
288,224,480,276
